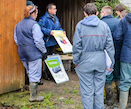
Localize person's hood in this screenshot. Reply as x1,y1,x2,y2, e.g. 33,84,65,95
81,15,100,26
125,13,131,24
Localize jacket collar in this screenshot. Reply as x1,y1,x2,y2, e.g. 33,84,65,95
24,16,35,20
101,15,113,20
45,12,56,18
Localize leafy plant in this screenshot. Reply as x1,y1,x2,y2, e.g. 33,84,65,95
70,100,75,104
73,90,79,93
64,98,70,104
94,0,121,17
64,88,70,94
21,105,29,109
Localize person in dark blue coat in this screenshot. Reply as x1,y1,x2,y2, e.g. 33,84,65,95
38,3,65,80
114,13,131,109
100,6,120,105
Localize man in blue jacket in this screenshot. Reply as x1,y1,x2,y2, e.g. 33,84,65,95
114,13,131,109
100,6,120,105
38,3,65,80
39,3,65,54
73,3,114,109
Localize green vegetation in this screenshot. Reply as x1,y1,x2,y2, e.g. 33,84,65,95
0,91,56,109
94,0,130,17
0,86,82,109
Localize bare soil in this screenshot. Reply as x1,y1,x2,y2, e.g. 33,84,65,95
0,71,131,109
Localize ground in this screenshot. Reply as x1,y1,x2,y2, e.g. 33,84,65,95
0,71,131,109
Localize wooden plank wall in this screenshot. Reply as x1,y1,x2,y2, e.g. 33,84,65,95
56,0,90,43
0,0,26,94
33,0,91,43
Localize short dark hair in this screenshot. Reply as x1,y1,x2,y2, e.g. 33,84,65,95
84,3,97,15
115,4,125,12
46,3,55,11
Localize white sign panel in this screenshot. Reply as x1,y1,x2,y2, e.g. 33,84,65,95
52,30,72,53
45,54,69,84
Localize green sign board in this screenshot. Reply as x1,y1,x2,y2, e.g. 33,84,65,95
46,59,60,68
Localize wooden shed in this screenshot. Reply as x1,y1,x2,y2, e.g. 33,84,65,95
0,0,93,94
0,0,26,94
33,0,93,42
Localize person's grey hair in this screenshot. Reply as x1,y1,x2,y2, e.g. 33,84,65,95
102,6,113,15
121,10,129,17
84,3,97,15
46,3,55,11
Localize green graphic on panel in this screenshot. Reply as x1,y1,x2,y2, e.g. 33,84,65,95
46,59,60,68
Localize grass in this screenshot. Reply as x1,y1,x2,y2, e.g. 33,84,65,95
0,91,56,109
0,74,83,109
0,89,82,109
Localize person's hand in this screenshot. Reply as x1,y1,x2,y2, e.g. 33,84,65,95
42,53,48,60
63,31,66,35
107,67,112,72
50,31,54,36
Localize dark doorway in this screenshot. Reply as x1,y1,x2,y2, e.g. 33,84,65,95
30,0,59,20
27,0,91,42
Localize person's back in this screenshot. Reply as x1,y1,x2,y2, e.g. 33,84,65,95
100,6,121,106
114,13,131,63
16,17,43,61
114,13,131,109
73,16,114,73
73,3,114,109
101,6,119,35
101,17,119,34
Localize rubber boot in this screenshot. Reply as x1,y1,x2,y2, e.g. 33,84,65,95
115,80,120,102
29,82,44,102
119,91,128,109
105,83,113,106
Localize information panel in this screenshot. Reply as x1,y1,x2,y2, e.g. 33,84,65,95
52,30,72,53
45,55,69,84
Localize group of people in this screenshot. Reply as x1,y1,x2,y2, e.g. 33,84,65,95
14,1,131,109
73,3,131,109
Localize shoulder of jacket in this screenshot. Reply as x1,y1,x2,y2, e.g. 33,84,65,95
30,19,37,24
99,20,108,26
40,14,48,19
76,20,83,27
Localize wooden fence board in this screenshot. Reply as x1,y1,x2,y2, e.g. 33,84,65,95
0,0,26,94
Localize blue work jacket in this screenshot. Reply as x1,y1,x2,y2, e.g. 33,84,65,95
114,13,131,63
38,12,64,47
101,15,121,60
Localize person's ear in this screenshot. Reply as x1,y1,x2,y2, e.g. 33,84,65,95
96,11,99,16
48,9,51,13
84,11,88,17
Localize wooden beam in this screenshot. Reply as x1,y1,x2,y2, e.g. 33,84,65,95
77,0,86,8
